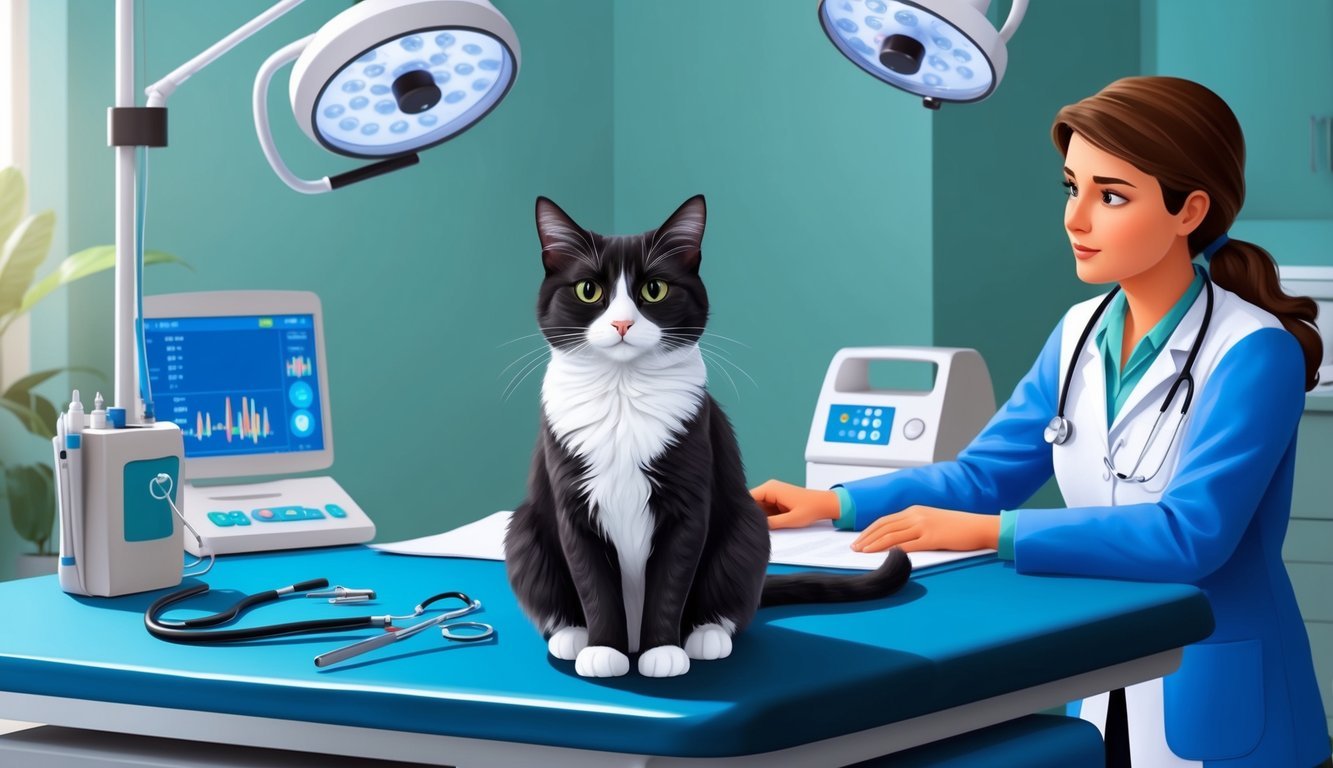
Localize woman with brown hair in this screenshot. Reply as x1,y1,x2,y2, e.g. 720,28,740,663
752,76,1330,766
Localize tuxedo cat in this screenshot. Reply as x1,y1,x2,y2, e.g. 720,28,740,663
504,195,910,678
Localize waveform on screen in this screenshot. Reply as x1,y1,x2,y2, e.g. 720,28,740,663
286,356,313,377
186,396,273,443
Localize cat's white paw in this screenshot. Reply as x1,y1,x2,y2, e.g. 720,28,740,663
547,626,589,661
684,623,733,661
638,645,690,677
575,646,630,677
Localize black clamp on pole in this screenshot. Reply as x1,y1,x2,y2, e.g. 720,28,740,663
108,107,168,147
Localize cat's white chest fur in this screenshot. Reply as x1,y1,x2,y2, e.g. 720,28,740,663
542,346,706,652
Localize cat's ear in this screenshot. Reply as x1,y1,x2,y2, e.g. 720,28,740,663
654,195,706,272
536,197,588,274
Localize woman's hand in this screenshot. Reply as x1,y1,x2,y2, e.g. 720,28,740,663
750,480,840,529
852,506,1000,553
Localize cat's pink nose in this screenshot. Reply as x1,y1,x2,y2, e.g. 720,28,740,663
611,320,633,337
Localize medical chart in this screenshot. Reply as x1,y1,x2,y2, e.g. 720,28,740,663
371,511,992,571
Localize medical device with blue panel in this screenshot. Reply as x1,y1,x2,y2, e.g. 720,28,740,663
805,347,996,489
51,396,184,597
142,290,375,556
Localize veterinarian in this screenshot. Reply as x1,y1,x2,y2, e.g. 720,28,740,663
753,76,1330,768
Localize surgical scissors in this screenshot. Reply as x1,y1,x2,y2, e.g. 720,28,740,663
314,591,493,667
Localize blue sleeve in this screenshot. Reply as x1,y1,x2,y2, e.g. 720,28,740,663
1012,328,1305,582
839,320,1063,531
998,509,1018,560
832,486,856,531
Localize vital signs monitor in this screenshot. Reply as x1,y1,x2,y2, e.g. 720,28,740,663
142,291,374,555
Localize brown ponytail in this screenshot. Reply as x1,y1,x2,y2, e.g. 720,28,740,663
1052,76,1323,390
1208,241,1322,390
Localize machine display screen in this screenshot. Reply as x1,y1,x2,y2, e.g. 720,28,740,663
143,314,325,459
824,404,894,446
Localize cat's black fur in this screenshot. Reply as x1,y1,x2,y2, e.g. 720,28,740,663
504,195,910,676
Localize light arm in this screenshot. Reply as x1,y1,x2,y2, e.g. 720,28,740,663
144,0,306,108
252,36,332,195
998,0,1029,43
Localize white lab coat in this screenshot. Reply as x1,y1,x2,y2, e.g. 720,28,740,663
1054,282,1280,767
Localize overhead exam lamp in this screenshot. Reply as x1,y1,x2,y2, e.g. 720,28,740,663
109,0,519,418
817,0,1027,109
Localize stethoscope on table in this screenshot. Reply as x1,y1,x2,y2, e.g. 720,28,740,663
1043,277,1214,484
144,578,495,668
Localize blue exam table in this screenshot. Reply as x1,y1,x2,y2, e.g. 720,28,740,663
0,545,1212,766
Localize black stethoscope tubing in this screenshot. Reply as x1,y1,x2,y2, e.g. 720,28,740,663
145,578,470,644
1046,277,1214,446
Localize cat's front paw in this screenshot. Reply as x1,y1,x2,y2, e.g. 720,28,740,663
547,626,589,661
638,645,690,677
684,623,733,661
575,646,630,677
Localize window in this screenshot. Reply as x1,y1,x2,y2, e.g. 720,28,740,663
0,0,27,171
0,0,28,390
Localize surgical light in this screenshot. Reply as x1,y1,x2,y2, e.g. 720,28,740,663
817,0,1027,109
110,0,520,420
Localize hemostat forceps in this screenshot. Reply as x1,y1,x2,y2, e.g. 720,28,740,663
313,591,494,668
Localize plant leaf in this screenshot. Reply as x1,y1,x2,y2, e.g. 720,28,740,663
6,463,55,552
2,365,104,405
11,246,189,322
30,394,59,440
0,167,24,249
0,396,41,434
0,211,55,318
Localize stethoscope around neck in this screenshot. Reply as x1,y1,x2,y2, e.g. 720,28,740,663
1043,277,1214,483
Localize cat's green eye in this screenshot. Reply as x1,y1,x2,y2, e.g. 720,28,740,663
574,280,603,303
640,279,669,303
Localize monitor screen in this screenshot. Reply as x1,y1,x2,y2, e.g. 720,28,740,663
142,291,334,480
144,314,324,459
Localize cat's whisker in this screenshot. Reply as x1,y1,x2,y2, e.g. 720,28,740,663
499,344,563,379
498,332,552,348
501,327,588,347
664,328,750,348
501,352,546,399
503,351,553,402
698,348,742,399
698,345,759,391
500,334,585,365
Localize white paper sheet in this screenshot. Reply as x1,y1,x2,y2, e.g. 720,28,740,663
369,510,511,560
768,520,993,571
371,511,992,571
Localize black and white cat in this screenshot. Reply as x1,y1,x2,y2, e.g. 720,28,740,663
504,195,910,678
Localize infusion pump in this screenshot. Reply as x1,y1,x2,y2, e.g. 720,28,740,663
805,347,997,489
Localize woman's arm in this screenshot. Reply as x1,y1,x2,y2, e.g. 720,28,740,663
838,320,1065,531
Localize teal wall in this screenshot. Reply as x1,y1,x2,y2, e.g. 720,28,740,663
9,1,1163,577
932,2,1142,396
11,0,614,579
611,1,934,487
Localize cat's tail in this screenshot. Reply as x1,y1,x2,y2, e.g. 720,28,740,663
759,547,911,607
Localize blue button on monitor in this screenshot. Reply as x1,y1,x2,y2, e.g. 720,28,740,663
208,512,233,527
326,504,347,518
230,511,251,526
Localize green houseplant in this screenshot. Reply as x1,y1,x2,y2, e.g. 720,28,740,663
0,166,185,572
